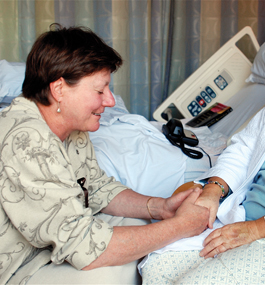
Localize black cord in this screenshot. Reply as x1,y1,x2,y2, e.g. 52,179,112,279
165,134,212,167
194,146,212,168
165,134,203,160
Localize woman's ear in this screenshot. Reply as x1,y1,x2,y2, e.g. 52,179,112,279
49,77,63,102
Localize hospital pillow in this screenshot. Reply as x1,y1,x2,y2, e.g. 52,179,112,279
246,42,265,84
0,60,26,102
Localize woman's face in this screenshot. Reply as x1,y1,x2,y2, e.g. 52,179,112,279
62,69,115,133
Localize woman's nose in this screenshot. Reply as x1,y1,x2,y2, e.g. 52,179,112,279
103,89,115,108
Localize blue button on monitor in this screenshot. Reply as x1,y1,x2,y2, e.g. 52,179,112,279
200,91,212,103
205,86,216,98
214,75,228,90
187,101,202,117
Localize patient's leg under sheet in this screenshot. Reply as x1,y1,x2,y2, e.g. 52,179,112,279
141,239,265,284
27,214,150,285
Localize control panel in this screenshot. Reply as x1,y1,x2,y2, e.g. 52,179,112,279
153,26,260,122
187,70,232,117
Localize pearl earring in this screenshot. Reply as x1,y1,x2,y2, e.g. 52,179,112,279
57,101,61,113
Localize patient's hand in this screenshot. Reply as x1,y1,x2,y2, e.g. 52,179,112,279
200,218,265,258
195,191,219,229
195,182,224,229
174,188,210,238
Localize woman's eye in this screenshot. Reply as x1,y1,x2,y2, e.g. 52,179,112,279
97,91,103,94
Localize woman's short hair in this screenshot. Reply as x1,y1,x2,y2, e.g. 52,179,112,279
22,23,123,105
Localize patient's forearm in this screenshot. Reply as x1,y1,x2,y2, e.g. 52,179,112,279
254,216,265,240
204,176,229,197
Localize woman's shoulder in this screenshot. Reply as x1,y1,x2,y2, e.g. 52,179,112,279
0,97,57,143
1,96,39,118
2,97,46,124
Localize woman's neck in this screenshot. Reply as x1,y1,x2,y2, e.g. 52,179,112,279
37,102,70,142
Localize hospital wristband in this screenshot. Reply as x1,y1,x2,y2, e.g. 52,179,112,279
204,180,225,198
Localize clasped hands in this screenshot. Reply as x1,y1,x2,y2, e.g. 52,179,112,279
171,181,264,259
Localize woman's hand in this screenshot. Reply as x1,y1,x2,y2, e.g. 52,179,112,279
159,181,203,220
160,188,195,220
200,217,265,259
171,182,220,229
147,187,209,226
155,188,210,237
173,188,210,237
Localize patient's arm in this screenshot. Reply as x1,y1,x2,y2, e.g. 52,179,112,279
200,216,265,258
172,181,203,195
195,177,229,228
